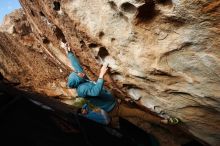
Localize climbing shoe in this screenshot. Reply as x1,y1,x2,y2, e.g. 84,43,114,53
167,117,180,125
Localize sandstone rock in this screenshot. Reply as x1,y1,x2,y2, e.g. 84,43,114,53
0,0,220,145
0,9,72,101
60,1,220,145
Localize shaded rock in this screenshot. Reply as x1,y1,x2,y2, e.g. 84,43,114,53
0,0,219,145
0,9,72,101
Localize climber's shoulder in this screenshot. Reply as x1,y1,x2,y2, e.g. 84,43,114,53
76,82,93,97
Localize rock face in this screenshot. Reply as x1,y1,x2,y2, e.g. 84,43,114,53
1,0,220,145
0,9,75,101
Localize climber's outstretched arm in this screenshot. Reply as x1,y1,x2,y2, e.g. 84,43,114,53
61,42,84,73
67,51,84,73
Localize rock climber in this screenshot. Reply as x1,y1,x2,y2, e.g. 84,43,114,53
62,43,115,125
62,43,180,126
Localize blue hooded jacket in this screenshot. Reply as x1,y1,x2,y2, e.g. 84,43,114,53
67,52,116,112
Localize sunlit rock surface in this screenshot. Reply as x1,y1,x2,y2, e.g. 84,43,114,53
0,9,76,102
0,0,220,145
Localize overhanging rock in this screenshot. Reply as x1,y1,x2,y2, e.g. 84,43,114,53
1,0,220,145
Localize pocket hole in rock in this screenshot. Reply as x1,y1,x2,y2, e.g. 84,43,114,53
53,1,61,11
108,1,118,11
39,11,45,17
98,31,105,39
30,10,35,17
96,47,117,69
80,40,86,48
88,43,98,48
19,23,32,36
111,38,116,42
120,2,137,13
42,36,50,44
98,47,109,60
54,26,66,43
136,1,158,21
156,0,172,5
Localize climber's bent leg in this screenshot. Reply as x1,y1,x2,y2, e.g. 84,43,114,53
117,103,162,125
